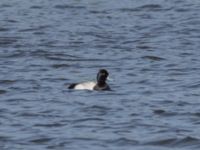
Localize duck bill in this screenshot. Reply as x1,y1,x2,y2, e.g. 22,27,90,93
107,77,114,81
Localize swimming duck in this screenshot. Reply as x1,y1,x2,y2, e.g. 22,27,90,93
68,69,111,91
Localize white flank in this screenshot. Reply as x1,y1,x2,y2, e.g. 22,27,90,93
74,81,96,90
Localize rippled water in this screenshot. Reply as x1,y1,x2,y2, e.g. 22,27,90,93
1,0,200,149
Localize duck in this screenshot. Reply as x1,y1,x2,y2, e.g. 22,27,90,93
68,69,111,91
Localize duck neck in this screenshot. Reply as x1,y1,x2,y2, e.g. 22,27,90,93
97,81,106,87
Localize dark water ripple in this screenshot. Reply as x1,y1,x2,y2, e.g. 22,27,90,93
146,136,200,148
0,0,200,150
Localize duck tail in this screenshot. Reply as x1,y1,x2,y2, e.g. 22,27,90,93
68,83,77,89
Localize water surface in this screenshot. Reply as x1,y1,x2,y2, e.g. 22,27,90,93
0,0,200,149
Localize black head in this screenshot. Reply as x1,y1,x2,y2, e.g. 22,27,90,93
96,69,109,84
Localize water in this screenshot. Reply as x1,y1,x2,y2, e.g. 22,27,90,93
0,0,200,149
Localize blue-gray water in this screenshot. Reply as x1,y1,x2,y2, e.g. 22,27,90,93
0,0,200,149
